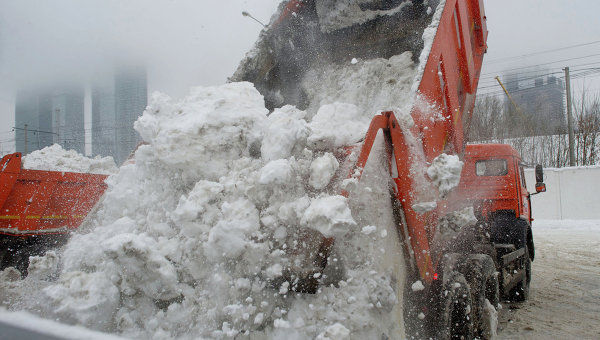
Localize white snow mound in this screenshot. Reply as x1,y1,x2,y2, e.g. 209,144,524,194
1,82,409,339
22,144,117,174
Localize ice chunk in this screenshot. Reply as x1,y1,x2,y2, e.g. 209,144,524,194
427,153,463,197
316,323,350,340
412,201,437,213
361,225,377,235
259,159,293,185
308,103,370,149
261,105,310,161
206,199,260,260
301,195,356,237
411,280,425,292
309,152,340,189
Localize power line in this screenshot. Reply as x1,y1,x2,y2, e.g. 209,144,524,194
478,61,600,85
12,126,58,135
482,53,600,77
478,67,600,90
485,39,600,64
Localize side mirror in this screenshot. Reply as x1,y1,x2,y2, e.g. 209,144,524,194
535,165,546,193
535,164,544,183
535,182,546,193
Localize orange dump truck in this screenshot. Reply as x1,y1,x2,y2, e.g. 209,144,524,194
235,0,547,338
0,152,108,274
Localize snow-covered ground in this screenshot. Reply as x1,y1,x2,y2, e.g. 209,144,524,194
497,219,600,339
1,219,596,339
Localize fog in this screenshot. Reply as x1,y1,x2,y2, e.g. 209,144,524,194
0,0,280,93
1,0,600,154
0,0,280,151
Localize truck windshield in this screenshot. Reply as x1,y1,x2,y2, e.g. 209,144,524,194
476,159,508,176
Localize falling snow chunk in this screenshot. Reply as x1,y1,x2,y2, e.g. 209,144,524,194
427,153,464,197
309,153,339,189
411,280,425,292
361,225,377,235
350,58,358,64
274,318,291,328
412,201,437,213
316,323,350,340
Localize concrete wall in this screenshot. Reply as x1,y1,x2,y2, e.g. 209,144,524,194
524,166,600,220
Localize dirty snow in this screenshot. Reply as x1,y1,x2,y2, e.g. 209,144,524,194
497,219,600,339
302,52,417,119
22,144,118,174
314,0,414,33
412,0,446,92
0,3,466,337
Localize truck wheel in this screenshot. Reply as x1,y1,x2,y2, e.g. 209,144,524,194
464,254,499,339
437,271,474,340
508,245,531,302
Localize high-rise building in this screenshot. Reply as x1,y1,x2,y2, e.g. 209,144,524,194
114,66,147,164
91,82,116,158
15,85,85,155
503,72,566,136
52,87,85,154
15,89,47,154
91,66,147,164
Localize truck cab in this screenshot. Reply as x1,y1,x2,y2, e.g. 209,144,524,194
458,144,534,222
452,143,546,302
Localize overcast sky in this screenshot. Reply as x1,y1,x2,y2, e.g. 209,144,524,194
1,0,599,154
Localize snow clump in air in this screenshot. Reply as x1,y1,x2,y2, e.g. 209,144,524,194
427,153,463,197
22,144,117,174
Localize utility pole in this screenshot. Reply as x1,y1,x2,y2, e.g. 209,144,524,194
24,124,28,155
55,108,61,146
564,67,576,166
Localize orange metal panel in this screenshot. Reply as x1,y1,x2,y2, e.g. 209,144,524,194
0,153,108,236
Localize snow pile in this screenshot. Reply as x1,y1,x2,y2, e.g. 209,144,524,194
2,82,407,339
22,144,118,175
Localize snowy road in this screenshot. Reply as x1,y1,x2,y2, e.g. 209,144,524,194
2,219,598,339
497,220,600,339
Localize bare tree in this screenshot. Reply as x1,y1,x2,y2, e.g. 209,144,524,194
467,91,600,168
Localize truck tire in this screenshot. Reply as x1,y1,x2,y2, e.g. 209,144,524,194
508,245,531,302
464,254,499,339
437,271,474,340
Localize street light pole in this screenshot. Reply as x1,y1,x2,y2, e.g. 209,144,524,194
24,124,28,155
242,11,267,27
564,67,576,166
